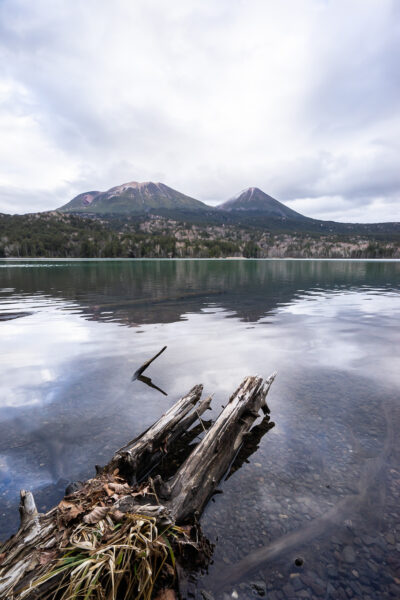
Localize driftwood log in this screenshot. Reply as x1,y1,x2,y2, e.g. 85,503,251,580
0,374,275,600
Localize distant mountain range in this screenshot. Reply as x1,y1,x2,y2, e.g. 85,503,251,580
58,180,400,236
59,181,308,220
2,180,399,259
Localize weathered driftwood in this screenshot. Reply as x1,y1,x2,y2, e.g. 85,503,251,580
106,384,210,483
136,374,167,396
167,374,275,522
0,374,275,600
131,346,168,395
131,346,167,381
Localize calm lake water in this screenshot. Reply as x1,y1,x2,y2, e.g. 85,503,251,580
1,259,400,599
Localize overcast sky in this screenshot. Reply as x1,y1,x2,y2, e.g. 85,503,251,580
0,0,399,222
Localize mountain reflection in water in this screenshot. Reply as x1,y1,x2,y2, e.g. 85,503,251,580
0,259,399,599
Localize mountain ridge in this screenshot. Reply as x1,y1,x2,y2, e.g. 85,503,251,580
2,180,400,259
56,180,400,236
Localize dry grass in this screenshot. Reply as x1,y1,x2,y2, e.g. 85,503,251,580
27,513,184,600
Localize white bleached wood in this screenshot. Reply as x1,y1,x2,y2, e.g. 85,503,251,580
167,374,276,522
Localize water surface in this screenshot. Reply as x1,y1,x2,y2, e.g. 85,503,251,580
1,259,399,599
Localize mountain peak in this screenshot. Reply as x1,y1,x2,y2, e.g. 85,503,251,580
107,181,163,192
244,186,262,193
217,187,306,220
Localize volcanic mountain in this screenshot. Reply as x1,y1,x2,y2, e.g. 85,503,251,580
57,181,400,236
217,187,307,220
216,186,400,235
59,181,207,214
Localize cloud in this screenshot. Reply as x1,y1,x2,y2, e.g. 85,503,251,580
0,0,399,222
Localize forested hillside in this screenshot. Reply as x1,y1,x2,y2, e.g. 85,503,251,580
1,212,399,259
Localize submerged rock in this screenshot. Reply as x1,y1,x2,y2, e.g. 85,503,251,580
342,545,356,564
200,590,215,600
250,580,266,596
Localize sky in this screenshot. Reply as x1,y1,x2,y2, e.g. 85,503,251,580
0,0,399,222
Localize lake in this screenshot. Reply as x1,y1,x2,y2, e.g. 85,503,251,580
1,259,399,599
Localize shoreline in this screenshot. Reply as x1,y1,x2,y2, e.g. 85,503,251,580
1,256,400,262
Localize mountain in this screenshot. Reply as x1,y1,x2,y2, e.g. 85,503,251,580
58,181,207,214
217,187,307,220
56,181,400,237
2,181,399,259
217,187,400,236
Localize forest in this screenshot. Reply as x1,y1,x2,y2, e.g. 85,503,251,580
0,212,399,259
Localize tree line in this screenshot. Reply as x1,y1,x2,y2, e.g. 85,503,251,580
0,213,398,259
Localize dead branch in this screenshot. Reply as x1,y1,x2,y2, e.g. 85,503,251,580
131,346,167,381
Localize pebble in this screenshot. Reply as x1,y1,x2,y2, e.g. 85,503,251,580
306,579,324,596
250,580,266,596
342,545,356,563
345,586,353,597
291,576,303,591
385,533,395,545
326,583,336,596
349,580,362,595
361,535,376,546
327,566,338,579
282,583,294,596
390,583,400,595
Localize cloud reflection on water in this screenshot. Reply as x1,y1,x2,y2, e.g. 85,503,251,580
0,259,399,596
